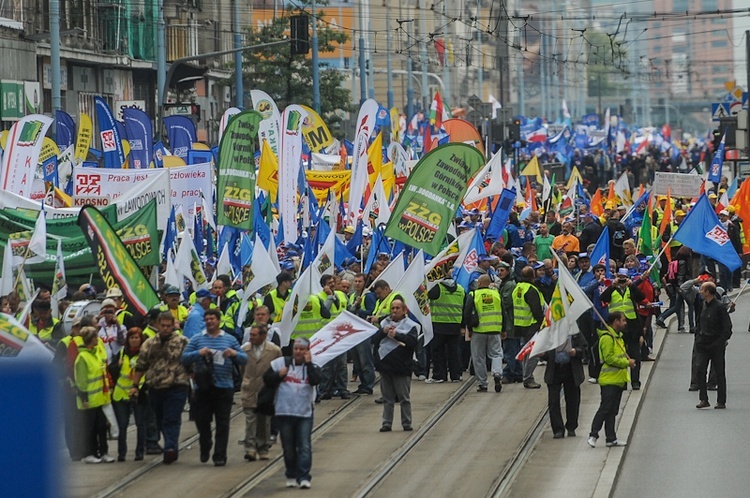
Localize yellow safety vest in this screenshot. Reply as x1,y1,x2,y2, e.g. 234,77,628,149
159,304,189,324
374,291,399,318
268,288,289,323
28,317,59,342
472,288,503,333
75,347,110,409
597,329,631,386
609,288,636,319
431,284,465,324
113,351,145,402
513,282,543,327
292,295,322,340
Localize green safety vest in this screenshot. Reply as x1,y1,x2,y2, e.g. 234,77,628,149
472,288,502,333
268,288,289,323
513,282,543,327
609,288,636,319
431,284,465,324
292,295,322,340
374,291,399,318
75,347,110,409
29,317,59,342
597,329,630,387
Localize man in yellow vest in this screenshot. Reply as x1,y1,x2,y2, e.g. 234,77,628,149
160,286,189,329
600,268,646,390
318,274,350,400
264,271,294,323
513,267,546,389
106,287,137,330
587,311,634,448
464,275,504,392
370,280,401,325
29,299,65,345
427,276,465,383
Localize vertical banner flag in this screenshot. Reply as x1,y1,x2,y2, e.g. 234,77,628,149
218,107,241,144
347,98,380,223
0,114,54,197
77,205,160,316
708,133,725,185
163,115,197,159
394,250,434,344
299,105,336,153
589,226,612,278
485,188,517,242
385,143,485,255
55,110,76,150
279,105,307,243
94,96,126,168
251,90,282,157
74,113,92,165
122,108,154,169
216,110,263,230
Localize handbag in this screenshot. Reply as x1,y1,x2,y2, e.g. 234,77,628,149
254,357,293,416
193,354,215,391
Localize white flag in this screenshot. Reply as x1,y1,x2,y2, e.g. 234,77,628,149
216,243,233,280
0,243,15,297
373,175,391,227
174,234,208,290
268,235,281,274
202,194,216,232
277,264,323,347
309,311,379,367
311,228,336,276
464,151,505,204
542,174,552,204
614,171,632,206
0,312,54,360
29,209,47,262
236,236,280,327
164,249,183,290
374,252,405,290
393,250,433,345
50,239,67,315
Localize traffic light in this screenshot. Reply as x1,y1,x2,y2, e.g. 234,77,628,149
712,129,722,150
290,15,310,55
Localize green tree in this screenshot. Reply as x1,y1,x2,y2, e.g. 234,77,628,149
586,30,628,103
239,4,353,137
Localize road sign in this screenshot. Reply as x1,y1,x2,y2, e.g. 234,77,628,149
712,103,730,121
743,92,748,110
730,101,743,116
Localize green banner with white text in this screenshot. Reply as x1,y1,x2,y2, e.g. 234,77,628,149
217,110,263,229
385,143,485,255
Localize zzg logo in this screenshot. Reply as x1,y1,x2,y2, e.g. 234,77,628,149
76,174,102,196
101,130,117,152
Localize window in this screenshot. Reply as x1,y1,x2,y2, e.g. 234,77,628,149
703,0,718,10
711,39,728,48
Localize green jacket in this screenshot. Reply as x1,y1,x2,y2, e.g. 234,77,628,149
597,327,630,387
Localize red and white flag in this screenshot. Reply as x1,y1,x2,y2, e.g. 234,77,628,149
310,311,378,367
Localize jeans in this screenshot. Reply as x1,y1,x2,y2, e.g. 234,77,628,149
149,387,188,455
194,386,234,461
277,415,313,483
502,337,523,381
351,340,376,392
430,334,462,381
63,391,85,460
590,384,625,443
470,333,503,387
380,373,412,428
658,290,684,330
112,399,146,458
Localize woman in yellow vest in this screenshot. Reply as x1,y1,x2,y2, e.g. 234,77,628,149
111,328,147,461
75,326,115,464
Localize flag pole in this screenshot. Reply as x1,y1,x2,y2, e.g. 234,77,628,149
645,235,674,276
12,246,32,292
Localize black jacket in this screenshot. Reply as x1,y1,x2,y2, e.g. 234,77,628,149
373,318,418,376
697,298,732,349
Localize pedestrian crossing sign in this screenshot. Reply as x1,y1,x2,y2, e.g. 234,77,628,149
711,103,730,121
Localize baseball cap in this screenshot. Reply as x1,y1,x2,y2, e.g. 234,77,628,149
165,285,181,295
617,268,629,277
532,261,544,270
343,226,355,234
498,261,511,269
195,288,214,299
479,255,498,263
719,210,729,216
708,193,718,199
106,287,123,298
578,253,589,259
71,316,82,327
675,210,686,217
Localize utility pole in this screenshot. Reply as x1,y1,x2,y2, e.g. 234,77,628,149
157,0,166,131
233,0,242,108
311,0,320,113
386,0,394,109
50,0,60,121
441,0,450,107
419,0,429,111
367,0,375,99
746,30,749,96
406,16,415,120
358,2,367,104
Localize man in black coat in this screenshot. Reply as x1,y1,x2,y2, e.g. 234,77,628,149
544,333,588,438
373,298,419,432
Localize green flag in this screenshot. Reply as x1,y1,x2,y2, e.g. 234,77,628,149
385,143,485,255
217,110,263,229
639,207,653,256
78,205,160,316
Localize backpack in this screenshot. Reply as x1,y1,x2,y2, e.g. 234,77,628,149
254,357,293,416
666,260,679,284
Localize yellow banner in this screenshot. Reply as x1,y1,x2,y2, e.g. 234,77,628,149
300,105,334,152
305,170,351,204
39,137,60,163
390,107,401,144
257,138,279,201
74,113,92,164
367,132,383,190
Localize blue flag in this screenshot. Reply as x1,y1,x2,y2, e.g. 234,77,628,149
123,108,153,169
153,141,168,168
364,226,391,274
708,134,725,184
727,176,738,200
486,188,517,242
346,220,363,255
673,194,742,271
589,226,611,278
164,116,197,159
454,230,487,290
94,96,126,168
42,156,58,187
163,205,177,259
55,110,76,150
193,209,204,256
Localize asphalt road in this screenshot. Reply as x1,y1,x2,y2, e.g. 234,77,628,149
613,291,750,497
